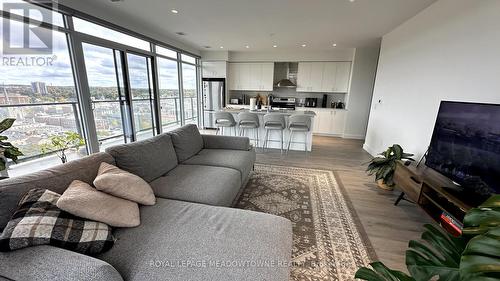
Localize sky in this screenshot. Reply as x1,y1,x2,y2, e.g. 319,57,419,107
0,7,197,90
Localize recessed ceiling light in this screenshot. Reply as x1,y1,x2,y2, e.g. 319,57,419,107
301,44,307,47
219,46,224,49
273,45,278,48
171,9,178,14
333,43,337,47
349,0,355,2
245,45,250,49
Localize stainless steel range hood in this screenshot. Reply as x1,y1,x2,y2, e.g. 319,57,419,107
275,78,296,88
274,62,297,88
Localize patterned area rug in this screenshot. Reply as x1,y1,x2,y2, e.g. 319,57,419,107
235,164,377,281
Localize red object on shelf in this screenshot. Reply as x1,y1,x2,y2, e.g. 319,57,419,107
440,212,463,237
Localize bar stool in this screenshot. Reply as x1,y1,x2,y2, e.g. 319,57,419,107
214,111,237,136
287,114,312,154
237,112,260,148
263,113,286,154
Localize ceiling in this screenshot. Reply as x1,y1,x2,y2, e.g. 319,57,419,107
60,0,437,52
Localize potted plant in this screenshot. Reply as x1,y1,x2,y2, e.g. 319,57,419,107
365,144,414,190
355,194,500,281
40,131,85,164
0,118,23,178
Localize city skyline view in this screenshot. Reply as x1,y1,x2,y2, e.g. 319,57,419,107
0,7,199,169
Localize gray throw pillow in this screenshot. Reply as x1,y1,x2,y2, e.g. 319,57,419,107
0,188,114,255
168,124,204,162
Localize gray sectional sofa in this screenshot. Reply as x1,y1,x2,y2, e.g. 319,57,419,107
0,124,292,281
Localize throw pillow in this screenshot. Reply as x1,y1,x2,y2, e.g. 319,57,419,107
57,180,140,228
168,124,204,162
94,162,156,205
0,188,114,255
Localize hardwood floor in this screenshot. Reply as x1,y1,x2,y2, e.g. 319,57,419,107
255,136,432,272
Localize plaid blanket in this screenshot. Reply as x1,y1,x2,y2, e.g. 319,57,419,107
0,188,114,255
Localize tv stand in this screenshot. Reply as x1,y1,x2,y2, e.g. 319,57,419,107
393,161,472,225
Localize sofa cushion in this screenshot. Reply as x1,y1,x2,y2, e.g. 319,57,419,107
0,189,114,255
168,124,204,162
182,148,255,183
0,245,123,281
0,152,114,232
149,165,240,207
98,198,292,281
94,163,155,206
57,181,140,228
106,133,178,182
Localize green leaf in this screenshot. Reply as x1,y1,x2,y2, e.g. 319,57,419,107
406,224,465,281
460,228,500,281
355,262,415,281
392,144,403,159
463,195,500,236
0,118,15,134
459,195,500,281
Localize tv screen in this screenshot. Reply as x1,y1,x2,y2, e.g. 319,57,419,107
426,101,500,199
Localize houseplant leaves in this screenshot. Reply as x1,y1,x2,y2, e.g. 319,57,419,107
355,262,415,281
460,195,500,281
406,224,465,281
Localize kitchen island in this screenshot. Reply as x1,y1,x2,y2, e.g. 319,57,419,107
216,108,316,152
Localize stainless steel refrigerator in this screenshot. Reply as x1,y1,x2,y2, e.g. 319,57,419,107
202,78,226,129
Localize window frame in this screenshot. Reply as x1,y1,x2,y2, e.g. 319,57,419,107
0,0,202,170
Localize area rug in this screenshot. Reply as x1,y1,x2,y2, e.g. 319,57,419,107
235,164,377,281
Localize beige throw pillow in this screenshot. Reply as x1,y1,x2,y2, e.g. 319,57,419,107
57,180,140,228
93,162,156,206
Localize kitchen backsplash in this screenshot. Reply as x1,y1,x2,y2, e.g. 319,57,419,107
229,89,346,108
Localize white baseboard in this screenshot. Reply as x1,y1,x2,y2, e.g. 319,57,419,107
363,143,377,157
343,134,366,140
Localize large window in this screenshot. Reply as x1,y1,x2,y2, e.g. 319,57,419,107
0,17,85,176
127,53,156,141
158,57,181,130
0,1,201,176
82,43,129,149
182,62,198,125
73,17,151,51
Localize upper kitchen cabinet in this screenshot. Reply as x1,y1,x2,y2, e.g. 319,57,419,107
334,62,352,93
228,62,274,91
202,61,227,78
297,62,352,93
297,62,324,92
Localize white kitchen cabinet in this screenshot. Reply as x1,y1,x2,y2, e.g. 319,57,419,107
321,62,337,92
228,63,274,91
310,108,347,136
260,63,274,91
329,110,347,135
297,62,351,93
310,63,324,92
297,62,324,92
334,62,351,93
228,63,240,90
202,61,226,78
296,62,312,92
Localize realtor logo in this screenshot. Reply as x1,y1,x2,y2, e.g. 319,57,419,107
2,2,54,54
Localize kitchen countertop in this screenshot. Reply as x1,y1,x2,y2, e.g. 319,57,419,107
221,107,316,116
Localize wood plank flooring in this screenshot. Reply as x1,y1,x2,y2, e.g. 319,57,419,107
255,136,432,272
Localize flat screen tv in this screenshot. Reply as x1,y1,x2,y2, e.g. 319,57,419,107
426,101,500,202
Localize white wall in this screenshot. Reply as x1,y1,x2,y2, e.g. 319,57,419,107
345,45,380,139
364,0,500,158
